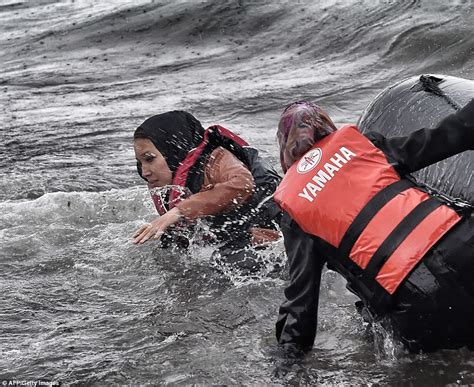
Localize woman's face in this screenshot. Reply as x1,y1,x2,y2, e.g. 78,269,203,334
134,138,172,187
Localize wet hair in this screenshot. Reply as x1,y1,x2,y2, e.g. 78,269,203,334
277,100,337,172
277,100,337,145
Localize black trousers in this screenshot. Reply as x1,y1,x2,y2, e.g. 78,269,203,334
389,211,474,352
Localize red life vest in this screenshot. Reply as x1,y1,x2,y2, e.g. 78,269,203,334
274,125,461,295
148,125,249,215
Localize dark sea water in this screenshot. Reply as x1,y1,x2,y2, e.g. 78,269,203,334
1,0,473,385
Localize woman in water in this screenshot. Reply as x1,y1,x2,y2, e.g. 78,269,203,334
132,110,282,271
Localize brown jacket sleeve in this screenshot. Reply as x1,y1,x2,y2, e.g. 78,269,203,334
176,147,254,219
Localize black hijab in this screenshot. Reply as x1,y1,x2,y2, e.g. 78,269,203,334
134,110,205,176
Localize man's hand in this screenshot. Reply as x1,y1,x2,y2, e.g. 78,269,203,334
132,207,182,245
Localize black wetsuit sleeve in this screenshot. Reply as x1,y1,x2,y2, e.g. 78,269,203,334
276,212,326,350
366,98,474,174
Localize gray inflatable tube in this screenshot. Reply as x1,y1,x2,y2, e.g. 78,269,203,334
357,74,474,203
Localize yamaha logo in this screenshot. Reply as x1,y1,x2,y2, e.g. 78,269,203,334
297,148,322,174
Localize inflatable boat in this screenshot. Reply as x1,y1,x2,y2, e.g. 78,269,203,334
357,74,474,203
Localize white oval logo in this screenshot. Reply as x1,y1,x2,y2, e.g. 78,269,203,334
297,148,322,174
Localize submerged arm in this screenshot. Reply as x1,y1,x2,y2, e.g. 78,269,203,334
132,206,182,244
276,212,326,350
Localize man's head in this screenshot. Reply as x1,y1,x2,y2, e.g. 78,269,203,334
277,101,337,172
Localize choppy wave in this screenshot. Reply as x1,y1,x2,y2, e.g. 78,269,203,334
2,0,473,201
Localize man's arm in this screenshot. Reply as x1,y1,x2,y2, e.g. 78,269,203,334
276,212,326,350
366,99,474,174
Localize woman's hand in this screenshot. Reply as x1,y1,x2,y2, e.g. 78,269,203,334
132,207,182,245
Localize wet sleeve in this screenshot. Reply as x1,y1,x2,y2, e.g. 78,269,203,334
176,147,255,219
276,212,326,350
366,98,474,174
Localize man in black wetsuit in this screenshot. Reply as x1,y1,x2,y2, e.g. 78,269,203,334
273,99,474,353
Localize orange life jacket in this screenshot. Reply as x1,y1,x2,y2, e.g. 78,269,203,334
274,125,461,295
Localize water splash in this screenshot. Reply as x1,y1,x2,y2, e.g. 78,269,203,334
209,239,287,287
370,320,406,362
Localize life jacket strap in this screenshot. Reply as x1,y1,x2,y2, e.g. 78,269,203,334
338,179,414,256
362,197,442,281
